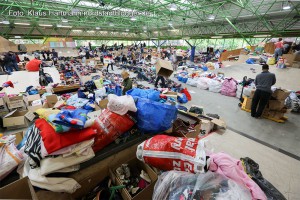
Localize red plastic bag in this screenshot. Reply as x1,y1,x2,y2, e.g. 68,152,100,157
26,59,41,71
181,88,191,101
92,109,135,152
136,135,206,173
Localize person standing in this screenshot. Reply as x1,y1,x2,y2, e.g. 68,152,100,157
10,52,19,71
51,49,58,65
154,75,166,88
274,38,283,62
251,64,276,118
106,53,114,72
121,71,132,95
88,42,92,51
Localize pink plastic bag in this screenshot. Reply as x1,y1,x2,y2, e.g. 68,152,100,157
136,135,206,173
221,78,237,97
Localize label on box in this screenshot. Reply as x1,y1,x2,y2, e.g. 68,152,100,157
25,111,35,121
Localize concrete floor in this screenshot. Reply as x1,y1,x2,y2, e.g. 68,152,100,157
119,63,300,158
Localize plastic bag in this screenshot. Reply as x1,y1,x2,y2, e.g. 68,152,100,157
126,88,160,102
153,170,252,200
196,77,211,90
181,88,191,101
208,80,222,93
92,109,135,152
267,57,275,65
186,78,198,87
136,135,206,173
0,143,24,180
221,78,237,97
177,93,188,103
241,157,286,200
107,94,137,115
246,58,255,64
135,98,177,133
285,92,300,112
181,77,188,83
114,85,122,96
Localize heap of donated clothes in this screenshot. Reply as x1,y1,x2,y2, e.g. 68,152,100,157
137,135,286,200
0,86,182,193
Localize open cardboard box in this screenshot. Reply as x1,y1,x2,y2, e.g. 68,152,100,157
3,109,34,129
98,99,108,109
4,95,26,110
155,59,173,78
109,158,157,200
0,177,39,200
25,94,43,112
43,95,58,108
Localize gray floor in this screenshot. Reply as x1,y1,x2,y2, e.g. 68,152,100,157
119,63,300,159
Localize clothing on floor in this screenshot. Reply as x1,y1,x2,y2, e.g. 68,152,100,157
251,89,272,118
208,152,267,200
254,71,276,93
53,109,89,129
35,118,96,154
24,125,43,168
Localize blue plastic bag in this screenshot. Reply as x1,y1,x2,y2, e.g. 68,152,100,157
246,58,255,64
202,66,208,71
126,88,160,101
178,76,183,81
181,77,188,83
114,85,122,96
135,97,177,134
178,93,188,103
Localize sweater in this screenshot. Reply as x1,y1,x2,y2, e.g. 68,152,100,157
122,78,132,95
255,71,276,93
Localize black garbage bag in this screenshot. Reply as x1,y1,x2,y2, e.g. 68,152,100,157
241,157,287,200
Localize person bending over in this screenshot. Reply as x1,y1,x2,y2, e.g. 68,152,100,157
121,71,132,95
251,64,276,118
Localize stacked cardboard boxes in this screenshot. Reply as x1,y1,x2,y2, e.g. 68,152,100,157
264,89,290,119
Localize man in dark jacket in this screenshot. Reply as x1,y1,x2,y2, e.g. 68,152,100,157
251,64,276,118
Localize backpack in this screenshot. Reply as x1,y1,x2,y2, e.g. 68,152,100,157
39,66,53,86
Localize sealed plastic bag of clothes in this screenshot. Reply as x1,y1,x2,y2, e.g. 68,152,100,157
107,94,137,115
178,93,188,103
241,157,286,200
135,98,177,133
136,135,206,173
196,77,211,90
92,109,135,152
0,143,24,180
285,92,300,113
126,88,160,102
246,58,255,64
186,78,198,87
208,79,222,93
153,170,252,200
221,78,237,97
181,88,191,101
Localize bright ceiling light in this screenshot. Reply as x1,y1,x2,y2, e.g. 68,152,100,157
169,4,177,11
144,30,147,32
168,21,173,26
208,14,215,20
2,20,10,24
211,36,223,39
153,31,158,33
39,24,53,27
96,27,100,30
62,18,68,23
87,30,95,33
253,34,271,38
57,24,62,27
131,16,137,21
126,29,129,31
109,22,114,26
72,29,82,32
14,22,30,25
14,36,21,39
143,26,147,29
57,24,72,28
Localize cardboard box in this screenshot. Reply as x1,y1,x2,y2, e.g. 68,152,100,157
98,99,108,109
155,59,173,78
268,100,285,111
26,94,43,112
249,89,256,99
273,111,285,119
163,91,178,98
45,95,58,108
0,177,39,200
5,96,26,110
3,110,30,129
176,111,201,138
272,89,290,100
110,158,157,200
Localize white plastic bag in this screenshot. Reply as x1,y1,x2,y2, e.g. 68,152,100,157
208,79,222,93
107,94,137,115
0,143,24,180
197,77,211,90
153,171,252,200
186,78,198,87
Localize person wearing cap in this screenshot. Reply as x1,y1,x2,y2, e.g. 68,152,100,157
251,64,276,118
121,71,132,95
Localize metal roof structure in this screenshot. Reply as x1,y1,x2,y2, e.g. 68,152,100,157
0,0,299,41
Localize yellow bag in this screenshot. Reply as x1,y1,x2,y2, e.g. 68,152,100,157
267,57,276,65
